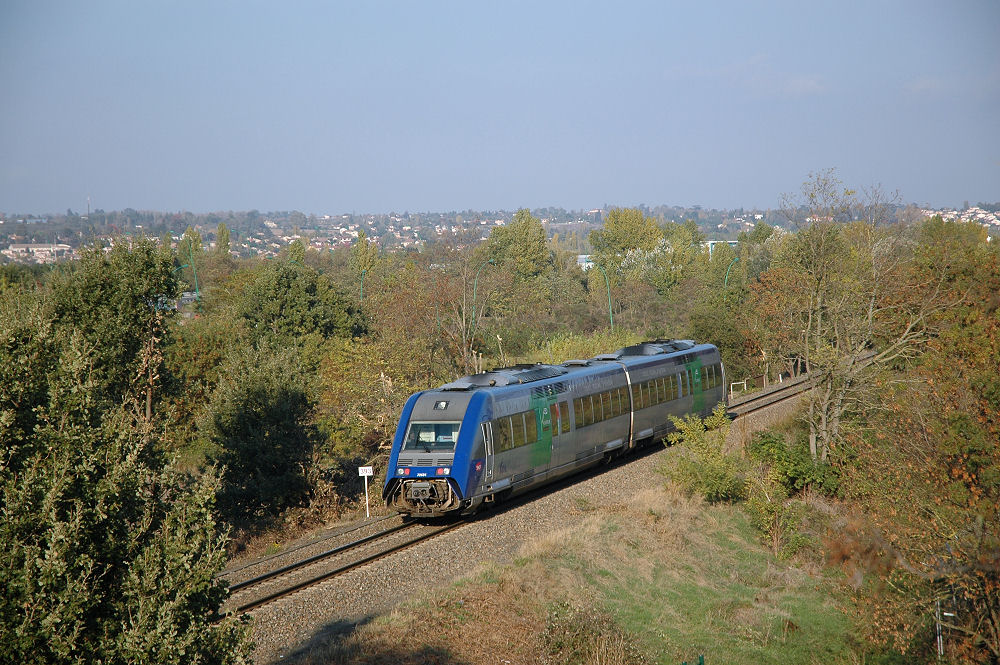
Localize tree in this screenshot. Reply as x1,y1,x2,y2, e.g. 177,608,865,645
588,207,662,284
484,208,551,282
222,261,363,345
753,172,968,461
836,241,999,662
199,344,317,526
0,289,250,664
349,230,380,277
215,221,231,256
47,238,177,414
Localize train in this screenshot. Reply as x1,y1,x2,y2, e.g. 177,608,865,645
382,339,725,516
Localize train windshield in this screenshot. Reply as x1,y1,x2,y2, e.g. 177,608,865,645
403,422,461,452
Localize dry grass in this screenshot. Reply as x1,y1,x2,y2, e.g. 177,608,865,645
295,482,853,665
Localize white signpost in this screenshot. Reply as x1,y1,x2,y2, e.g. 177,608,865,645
358,466,374,518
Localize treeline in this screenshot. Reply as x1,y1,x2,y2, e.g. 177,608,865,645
1,170,997,662
660,172,999,663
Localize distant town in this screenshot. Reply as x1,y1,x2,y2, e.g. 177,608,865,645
2,202,998,265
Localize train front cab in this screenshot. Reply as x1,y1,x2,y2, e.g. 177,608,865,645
383,390,488,517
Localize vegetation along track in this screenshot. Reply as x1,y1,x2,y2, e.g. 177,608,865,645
222,376,814,617
221,519,464,615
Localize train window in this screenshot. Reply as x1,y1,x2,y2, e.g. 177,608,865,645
494,417,513,452
524,411,537,444
619,387,630,413
404,422,462,451
653,379,662,405
601,392,612,421
560,401,570,433
549,405,559,438
573,397,584,429
610,390,620,417
511,414,526,448
582,395,594,426
678,373,686,397
641,382,650,409
687,370,694,393
701,367,709,391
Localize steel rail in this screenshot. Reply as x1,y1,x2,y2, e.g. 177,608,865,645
217,513,400,580
728,375,811,417
228,521,463,615
226,521,414,595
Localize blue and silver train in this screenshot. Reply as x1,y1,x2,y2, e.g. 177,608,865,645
383,340,725,516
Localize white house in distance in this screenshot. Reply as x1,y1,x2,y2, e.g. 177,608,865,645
2,243,76,263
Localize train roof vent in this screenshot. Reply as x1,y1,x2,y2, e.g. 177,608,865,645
561,359,593,367
591,353,621,361
650,339,695,352
439,364,567,390
616,343,667,356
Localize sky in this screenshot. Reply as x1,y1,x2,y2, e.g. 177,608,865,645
1,1,997,215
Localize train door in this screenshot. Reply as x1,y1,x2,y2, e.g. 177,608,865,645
688,359,706,415
481,422,495,481
528,389,555,469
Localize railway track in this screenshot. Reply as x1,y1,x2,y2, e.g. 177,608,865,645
221,377,813,616
726,374,810,417
221,519,464,615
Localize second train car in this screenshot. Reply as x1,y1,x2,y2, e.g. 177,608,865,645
383,339,725,516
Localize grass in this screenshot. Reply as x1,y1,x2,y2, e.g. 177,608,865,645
297,486,856,665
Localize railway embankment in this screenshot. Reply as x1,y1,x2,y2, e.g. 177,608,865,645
244,390,848,665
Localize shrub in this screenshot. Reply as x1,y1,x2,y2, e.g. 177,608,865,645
663,404,746,503
748,431,839,495
542,602,651,665
0,303,250,664
744,467,810,558
200,343,318,528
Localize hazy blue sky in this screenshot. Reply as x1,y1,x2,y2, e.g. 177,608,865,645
1,1,997,215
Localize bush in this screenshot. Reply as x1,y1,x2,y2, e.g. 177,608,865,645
542,602,651,665
200,343,318,528
663,404,746,503
0,301,250,664
748,431,839,495
744,467,811,558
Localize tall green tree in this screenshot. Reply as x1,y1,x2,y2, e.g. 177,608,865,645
223,261,363,345
349,229,380,277
199,344,317,526
215,221,231,256
0,291,250,665
48,238,176,413
484,208,551,282
588,207,662,284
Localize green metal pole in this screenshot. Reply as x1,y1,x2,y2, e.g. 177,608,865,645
724,256,740,287
596,264,614,330
187,243,200,299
